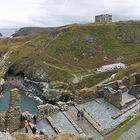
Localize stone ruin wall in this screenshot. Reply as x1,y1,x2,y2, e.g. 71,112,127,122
95,14,112,23
77,73,140,109
104,87,122,109
0,88,20,132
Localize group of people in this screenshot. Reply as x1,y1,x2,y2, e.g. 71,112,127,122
77,110,84,120
20,114,40,135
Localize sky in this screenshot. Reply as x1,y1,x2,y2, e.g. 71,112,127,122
0,0,140,28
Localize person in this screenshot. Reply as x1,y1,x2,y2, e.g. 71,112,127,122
32,125,37,134
77,111,81,120
39,130,45,135
81,110,84,120
24,120,29,133
33,115,37,125
20,114,23,123
28,120,33,131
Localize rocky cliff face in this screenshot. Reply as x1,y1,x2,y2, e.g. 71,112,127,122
12,27,53,37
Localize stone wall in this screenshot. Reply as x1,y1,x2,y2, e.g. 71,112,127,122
103,81,119,91
95,14,112,23
0,113,5,131
37,103,59,120
129,84,140,98
4,88,20,132
104,87,122,109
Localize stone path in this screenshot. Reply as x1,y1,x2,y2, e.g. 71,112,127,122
79,98,140,131
18,119,57,137
66,106,103,140
51,111,79,135
17,98,140,140
118,121,140,140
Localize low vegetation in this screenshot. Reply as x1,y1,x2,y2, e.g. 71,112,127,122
1,21,140,89
14,133,92,140
105,114,140,140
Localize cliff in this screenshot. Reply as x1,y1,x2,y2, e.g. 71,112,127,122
12,27,53,37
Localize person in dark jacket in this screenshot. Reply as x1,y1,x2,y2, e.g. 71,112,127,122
20,114,23,123
32,125,37,134
77,111,81,120
33,115,37,125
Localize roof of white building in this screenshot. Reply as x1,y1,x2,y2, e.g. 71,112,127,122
101,63,125,68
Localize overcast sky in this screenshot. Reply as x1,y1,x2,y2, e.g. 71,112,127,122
0,0,140,28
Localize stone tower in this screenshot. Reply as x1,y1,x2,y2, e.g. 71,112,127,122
95,14,112,23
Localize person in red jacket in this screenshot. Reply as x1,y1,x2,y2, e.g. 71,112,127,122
24,120,29,133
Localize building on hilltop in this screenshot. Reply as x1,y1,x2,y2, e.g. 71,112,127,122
97,63,126,73
95,14,112,23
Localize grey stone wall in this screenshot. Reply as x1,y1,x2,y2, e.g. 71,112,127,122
129,84,140,98
37,103,59,120
104,87,122,109
0,113,5,131
95,14,112,23
4,88,21,132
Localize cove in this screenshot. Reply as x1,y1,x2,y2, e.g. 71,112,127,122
0,90,39,114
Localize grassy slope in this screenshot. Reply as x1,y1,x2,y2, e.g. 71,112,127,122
105,115,140,140
1,21,140,87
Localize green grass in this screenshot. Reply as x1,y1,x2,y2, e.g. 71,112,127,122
1,21,140,86
115,62,140,80
75,71,114,89
105,115,140,140
136,136,140,140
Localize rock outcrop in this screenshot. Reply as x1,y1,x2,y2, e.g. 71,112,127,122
37,103,59,120
12,27,51,37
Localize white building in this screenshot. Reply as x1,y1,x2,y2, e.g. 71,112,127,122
97,63,126,72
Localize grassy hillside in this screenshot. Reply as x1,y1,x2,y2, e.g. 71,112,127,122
1,21,140,89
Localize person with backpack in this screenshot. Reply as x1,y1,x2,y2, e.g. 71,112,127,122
77,111,81,120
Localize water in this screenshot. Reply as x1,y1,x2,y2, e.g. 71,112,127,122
0,91,39,114
0,28,18,37
0,91,10,112
20,94,39,114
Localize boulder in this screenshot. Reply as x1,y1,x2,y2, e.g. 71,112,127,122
56,101,69,111
66,100,77,106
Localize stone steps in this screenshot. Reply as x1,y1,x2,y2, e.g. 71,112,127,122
50,111,79,135
75,105,104,132
47,116,63,134
36,119,57,137
63,111,85,135
66,106,103,140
